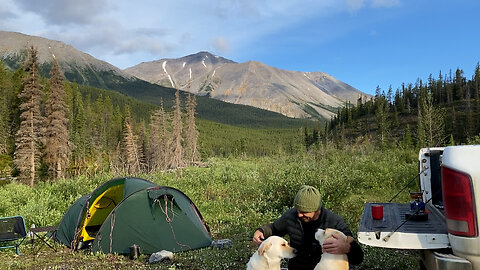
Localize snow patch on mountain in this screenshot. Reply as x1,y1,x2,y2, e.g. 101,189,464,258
162,61,175,88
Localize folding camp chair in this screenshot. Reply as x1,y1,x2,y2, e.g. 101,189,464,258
0,215,27,255
29,225,57,254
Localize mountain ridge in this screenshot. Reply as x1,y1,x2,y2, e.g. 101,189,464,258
0,30,370,121
125,51,368,119
0,31,311,127
0,31,133,79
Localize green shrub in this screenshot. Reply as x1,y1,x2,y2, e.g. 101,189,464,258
0,147,419,269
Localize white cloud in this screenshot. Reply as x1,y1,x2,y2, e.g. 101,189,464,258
347,0,366,12
211,36,231,53
371,0,402,8
14,0,111,25
2,0,403,68
0,0,16,19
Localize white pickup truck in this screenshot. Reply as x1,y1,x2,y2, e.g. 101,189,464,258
358,145,480,270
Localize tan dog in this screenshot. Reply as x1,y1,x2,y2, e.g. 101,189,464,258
247,236,296,270
314,228,349,270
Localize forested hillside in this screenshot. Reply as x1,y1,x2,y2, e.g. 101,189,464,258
0,47,309,185
0,38,314,128
310,64,480,149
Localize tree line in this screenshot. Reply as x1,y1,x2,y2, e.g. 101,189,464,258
0,46,199,186
304,64,480,150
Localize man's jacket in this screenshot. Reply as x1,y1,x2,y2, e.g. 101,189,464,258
259,207,364,270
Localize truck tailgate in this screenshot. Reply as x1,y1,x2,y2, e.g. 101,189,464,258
358,202,450,249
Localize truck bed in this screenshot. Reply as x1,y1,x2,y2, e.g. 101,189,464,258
357,202,450,249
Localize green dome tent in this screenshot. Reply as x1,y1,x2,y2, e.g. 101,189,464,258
92,186,212,254
56,177,158,249
55,177,212,254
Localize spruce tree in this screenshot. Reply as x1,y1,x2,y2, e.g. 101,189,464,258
14,46,45,186
417,92,445,147
465,85,474,138
375,95,389,148
44,58,70,179
474,63,480,134
402,124,413,149
0,61,11,154
454,68,466,101
70,88,86,171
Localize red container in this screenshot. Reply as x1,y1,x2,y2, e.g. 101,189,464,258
371,204,384,220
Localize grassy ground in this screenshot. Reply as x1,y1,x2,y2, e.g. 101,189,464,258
0,145,422,269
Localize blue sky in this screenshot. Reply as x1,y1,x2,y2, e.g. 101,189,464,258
0,0,479,95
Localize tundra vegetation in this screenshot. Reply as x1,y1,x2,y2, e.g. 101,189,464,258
1,48,480,269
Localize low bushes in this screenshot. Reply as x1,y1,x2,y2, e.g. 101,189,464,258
0,146,420,269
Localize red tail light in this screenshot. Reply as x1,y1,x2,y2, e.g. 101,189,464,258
442,166,477,237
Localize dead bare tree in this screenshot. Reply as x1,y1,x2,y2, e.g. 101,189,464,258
168,90,184,169
185,94,199,165
148,103,168,171
121,110,140,174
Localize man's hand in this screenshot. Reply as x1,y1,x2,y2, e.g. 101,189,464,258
252,230,265,246
322,234,352,254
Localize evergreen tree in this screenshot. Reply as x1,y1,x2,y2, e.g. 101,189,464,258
44,58,70,179
375,95,389,148
14,46,45,186
0,61,12,154
386,85,393,106
454,68,466,101
474,63,480,134
401,124,413,149
70,88,87,171
417,92,445,147
474,63,480,100
416,105,426,148
394,89,404,114
445,82,453,104
465,85,474,137
90,95,106,151
9,68,25,153
436,71,444,104
102,96,116,150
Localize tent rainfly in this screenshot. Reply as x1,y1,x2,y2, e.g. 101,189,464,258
55,177,212,254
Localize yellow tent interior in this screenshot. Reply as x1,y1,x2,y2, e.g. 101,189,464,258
79,184,123,242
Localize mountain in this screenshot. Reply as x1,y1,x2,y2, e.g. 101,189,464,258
125,52,368,119
0,31,139,89
0,31,311,128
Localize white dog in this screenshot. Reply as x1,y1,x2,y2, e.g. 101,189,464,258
247,236,296,270
314,228,349,270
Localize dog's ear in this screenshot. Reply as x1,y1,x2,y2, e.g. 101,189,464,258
258,241,272,256
325,228,335,235
332,231,347,241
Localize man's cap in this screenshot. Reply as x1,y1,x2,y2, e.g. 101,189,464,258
293,185,321,212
